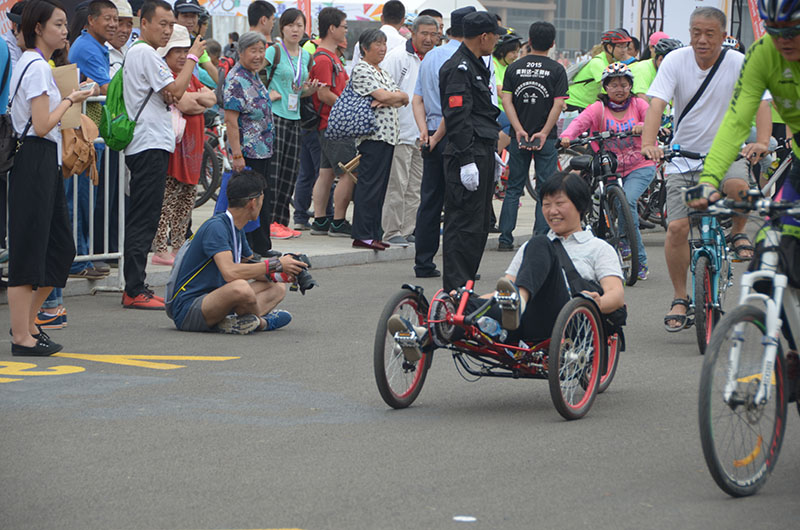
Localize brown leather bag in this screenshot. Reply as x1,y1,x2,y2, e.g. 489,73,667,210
62,113,100,184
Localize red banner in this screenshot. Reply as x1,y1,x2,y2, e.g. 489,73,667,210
748,0,765,39
298,0,311,33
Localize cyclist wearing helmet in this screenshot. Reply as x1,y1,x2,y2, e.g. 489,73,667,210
631,35,680,99
566,28,631,112
641,7,773,332
689,0,800,289
561,62,656,280
492,31,522,144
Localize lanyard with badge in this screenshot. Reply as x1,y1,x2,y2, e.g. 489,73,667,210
225,210,242,263
280,39,303,112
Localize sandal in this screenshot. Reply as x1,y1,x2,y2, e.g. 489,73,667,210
728,232,755,262
664,298,694,332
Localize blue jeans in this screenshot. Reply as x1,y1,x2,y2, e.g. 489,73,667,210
499,137,559,243
42,288,62,310
620,165,656,265
65,144,105,273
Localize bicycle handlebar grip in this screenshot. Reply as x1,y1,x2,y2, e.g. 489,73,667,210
678,149,704,160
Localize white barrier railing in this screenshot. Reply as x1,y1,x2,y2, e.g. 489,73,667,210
68,95,125,293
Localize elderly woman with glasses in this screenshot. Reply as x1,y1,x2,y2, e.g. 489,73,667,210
349,28,409,250
223,30,276,258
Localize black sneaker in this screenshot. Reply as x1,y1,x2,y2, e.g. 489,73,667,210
310,218,330,235
498,241,514,252
328,219,352,237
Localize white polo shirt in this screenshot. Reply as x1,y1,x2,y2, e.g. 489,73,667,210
506,229,623,284
381,40,422,145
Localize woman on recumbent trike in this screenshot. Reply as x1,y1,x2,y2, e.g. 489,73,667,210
376,172,626,419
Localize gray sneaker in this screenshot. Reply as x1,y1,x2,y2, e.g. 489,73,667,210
213,314,261,335
328,219,352,237
386,235,409,247
310,218,330,235
293,220,312,231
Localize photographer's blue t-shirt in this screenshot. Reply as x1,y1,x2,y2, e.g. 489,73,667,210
171,213,252,328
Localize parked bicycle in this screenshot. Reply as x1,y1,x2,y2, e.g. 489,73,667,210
560,130,640,286
697,193,800,497
195,112,226,208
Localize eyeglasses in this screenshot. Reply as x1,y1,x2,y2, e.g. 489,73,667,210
764,24,800,39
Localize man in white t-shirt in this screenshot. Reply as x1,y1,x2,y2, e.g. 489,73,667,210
350,0,407,68
640,7,772,332
122,0,205,310
379,15,438,246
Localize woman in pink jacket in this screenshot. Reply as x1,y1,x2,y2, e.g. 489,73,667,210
561,62,655,280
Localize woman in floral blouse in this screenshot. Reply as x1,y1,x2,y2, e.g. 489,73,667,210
223,31,275,257
349,29,409,251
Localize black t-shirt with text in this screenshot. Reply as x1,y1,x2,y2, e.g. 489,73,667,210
502,55,568,139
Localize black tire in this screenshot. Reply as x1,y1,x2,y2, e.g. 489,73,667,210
548,297,603,420
195,141,222,208
694,256,721,355
597,331,621,394
603,185,639,286
526,147,585,198
374,290,430,409
698,305,787,497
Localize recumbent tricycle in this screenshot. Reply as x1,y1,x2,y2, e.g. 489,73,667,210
373,280,625,420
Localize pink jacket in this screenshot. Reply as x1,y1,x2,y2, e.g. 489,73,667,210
562,98,655,176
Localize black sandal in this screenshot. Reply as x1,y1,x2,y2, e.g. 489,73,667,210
664,298,694,333
728,232,755,262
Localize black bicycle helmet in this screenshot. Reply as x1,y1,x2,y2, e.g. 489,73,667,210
497,31,523,47
758,0,800,21
653,38,683,57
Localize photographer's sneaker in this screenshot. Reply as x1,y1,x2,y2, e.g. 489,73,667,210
387,315,428,362
213,314,261,335
260,310,292,331
495,277,524,330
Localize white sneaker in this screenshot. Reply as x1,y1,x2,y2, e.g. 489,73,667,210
213,314,261,335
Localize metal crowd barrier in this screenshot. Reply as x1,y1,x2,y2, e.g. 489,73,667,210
68,95,125,293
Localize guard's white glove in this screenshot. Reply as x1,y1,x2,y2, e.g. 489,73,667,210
494,152,506,183
460,162,479,191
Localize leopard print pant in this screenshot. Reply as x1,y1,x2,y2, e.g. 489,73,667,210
153,176,195,254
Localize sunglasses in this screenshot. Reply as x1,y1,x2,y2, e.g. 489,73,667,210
764,24,800,39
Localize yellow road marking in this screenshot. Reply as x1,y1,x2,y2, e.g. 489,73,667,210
0,377,23,383
53,353,240,370
0,361,85,377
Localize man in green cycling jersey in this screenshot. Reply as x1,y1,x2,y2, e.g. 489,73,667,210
688,0,800,389
566,28,630,112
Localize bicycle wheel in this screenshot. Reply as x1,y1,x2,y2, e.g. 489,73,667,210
195,141,222,208
548,297,602,420
374,290,431,409
699,305,787,497
597,332,621,394
525,147,585,198
604,185,640,286
694,256,721,355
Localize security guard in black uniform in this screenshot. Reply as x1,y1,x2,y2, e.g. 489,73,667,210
439,11,505,291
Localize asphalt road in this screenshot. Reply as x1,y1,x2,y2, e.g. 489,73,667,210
2,229,799,529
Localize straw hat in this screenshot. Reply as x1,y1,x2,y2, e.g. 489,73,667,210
157,24,191,57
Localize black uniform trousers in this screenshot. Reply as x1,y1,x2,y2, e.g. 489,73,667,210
442,140,496,292
244,156,273,255
124,149,170,297
414,134,447,275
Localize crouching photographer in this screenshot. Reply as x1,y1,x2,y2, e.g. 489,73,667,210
165,170,313,334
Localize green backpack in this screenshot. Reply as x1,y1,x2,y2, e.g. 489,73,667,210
99,42,155,151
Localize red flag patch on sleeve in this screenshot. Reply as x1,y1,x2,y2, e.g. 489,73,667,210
448,95,463,108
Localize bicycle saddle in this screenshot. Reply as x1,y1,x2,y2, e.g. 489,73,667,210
569,155,593,172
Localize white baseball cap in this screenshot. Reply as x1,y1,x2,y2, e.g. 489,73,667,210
110,0,133,18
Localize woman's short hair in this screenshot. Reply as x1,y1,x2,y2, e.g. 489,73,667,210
227,169,266,208
540,171,592,219
279,8,306,38
237,31,267,54
359,28,387,53
22,0,66,50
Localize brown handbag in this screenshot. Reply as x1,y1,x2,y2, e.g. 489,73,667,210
62,113,100,184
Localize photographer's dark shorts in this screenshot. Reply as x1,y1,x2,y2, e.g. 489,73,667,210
177,294,212,332
319,130,356,175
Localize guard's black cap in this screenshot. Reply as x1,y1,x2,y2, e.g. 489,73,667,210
463,11,507,38
173,0,204,14
449,6,476,36
8,0,27,25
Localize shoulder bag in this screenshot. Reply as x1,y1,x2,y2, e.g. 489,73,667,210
0,58,42,173
674,48,728,134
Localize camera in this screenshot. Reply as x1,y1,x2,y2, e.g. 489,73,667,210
288,253,318,295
